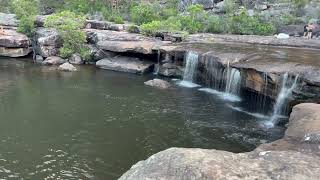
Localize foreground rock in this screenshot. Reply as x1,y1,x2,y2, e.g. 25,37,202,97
0,29,31,57
144,79,171,89
58,62,77,72
42,56,66,65
120,103,320,180
96,56,154,74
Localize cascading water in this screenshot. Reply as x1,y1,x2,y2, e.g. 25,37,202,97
153,50,161,75
199,59,242,102
177,52,200,88
225,61,241,95
266,73,299,127
183,52,198,82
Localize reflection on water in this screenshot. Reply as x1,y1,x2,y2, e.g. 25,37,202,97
0,58,284,179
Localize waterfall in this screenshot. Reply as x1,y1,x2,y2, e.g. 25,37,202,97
183,52,199,82
153,50,161,75
267,73,299,127
178,52,200,88
225,61,241,95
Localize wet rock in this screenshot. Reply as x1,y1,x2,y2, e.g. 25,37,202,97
144,79,171,89
42,56,66,65
69,53,84,65
35,55,44,63
0,47,31,57
96,56,154,74
158,63,183,78
35,15,48,27
35,28,61,57
87,45,117,61
58,62,77,72
120,103,320,180
0,29,31,57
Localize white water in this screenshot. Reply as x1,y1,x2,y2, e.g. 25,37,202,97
227,104,269,119
177,52,201,88
225,61,241,95
199,88,241,102
266,73,299,128
153,50,161,75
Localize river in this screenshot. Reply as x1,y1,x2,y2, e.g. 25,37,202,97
0,57,284,179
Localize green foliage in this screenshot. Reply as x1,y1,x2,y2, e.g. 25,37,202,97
130,4,158,25
179,4,207,33
206,15,226,33
11,0,39,37
223,0,238,14
140,17,184,36
45,11,89,59
292,0,310,8
0,0,12,13
229,10,275,35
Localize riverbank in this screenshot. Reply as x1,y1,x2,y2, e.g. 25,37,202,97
120,103,320,180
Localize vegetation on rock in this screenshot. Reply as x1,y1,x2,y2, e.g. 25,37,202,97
45,11,89,59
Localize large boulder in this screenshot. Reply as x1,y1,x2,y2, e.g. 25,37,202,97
144,79,171,89
86,29,169,54
42,56,66,65
0,29,31,57
96,56,154,74
120,103,320,180
35,28,62,57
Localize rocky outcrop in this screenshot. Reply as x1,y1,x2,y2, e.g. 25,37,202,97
96,56,154,74
86,29,169,54
35,28,61,57
120,103,320,180
144,79,171,89
58,62,77,71
0,29,31,57
42,56,66,65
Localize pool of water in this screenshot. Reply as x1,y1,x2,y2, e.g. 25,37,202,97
0,58,284,179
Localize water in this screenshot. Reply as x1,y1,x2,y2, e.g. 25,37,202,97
178,52,201,88
0,58,284,179
225,61,241,95
267,73,299,127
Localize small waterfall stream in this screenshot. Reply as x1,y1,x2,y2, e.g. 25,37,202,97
225,61,241,95
178,52,200,88
266,73,299,127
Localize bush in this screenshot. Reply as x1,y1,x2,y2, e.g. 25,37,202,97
178,4,207,33
45,11,90,59
206,15,226,33
11,0,39,37
140,17,183,36
130,4,158,25
229,10,275,35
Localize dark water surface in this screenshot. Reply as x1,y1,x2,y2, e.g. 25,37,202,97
0,58,284,179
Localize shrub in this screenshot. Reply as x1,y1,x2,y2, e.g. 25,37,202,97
206,15,226,33
140,17,183,36
229,10,275,35
178,4,207,33
11,0,39,37
45,11,90,59
130,4,158,25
